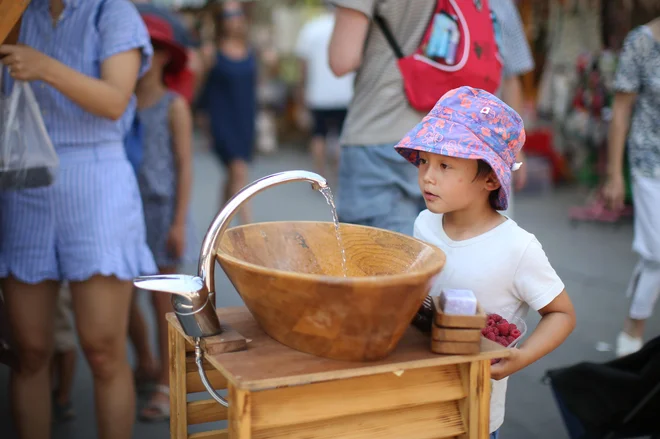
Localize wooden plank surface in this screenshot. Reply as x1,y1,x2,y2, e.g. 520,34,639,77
187,368,227,394
187,399,228,425
250,365,465,430
0,0,29,45
252,401,465,439
188,430,228,439
167,309,510,391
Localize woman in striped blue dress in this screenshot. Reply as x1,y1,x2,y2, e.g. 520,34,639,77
0,1,156,438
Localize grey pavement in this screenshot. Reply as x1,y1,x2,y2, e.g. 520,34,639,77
0,142,657,439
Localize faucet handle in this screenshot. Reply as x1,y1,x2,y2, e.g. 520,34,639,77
133,274,204,298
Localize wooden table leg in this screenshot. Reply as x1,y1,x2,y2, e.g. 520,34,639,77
228,386,251,439
477,360,492,439
458,360,492,439
170,323,188,439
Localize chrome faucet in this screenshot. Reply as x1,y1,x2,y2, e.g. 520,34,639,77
134,170,327,337
135,170,327,337
198,170,328,301
132,170,327,408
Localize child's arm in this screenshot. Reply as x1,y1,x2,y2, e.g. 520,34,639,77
490,290,575,380
168,95,194,258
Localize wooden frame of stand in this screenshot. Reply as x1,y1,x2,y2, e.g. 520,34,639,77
168,307,510,439
0,0,30,45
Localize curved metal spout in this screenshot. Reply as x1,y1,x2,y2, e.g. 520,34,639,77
198,170,327,296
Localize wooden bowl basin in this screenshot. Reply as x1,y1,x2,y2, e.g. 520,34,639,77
216,221,446,361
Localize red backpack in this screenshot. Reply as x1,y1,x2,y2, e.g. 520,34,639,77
374,0,503,112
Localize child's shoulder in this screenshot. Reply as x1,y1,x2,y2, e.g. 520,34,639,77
414,210,538,246
167,92,192,118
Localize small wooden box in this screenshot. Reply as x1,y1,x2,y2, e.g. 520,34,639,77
432,296,487,329
432,326,482,343
430,297,487,355
431,340,481,355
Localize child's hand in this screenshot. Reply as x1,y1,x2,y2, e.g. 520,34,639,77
490,347,528,380
167,224,185,259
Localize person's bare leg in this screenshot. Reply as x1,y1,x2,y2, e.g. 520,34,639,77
2,277,59,439
128,291,158,384
70,275,134,439
222,175,233,205
53,349,76,406
140,266,177,420
310,135,326,176
228,160,251,224
623,318,645,339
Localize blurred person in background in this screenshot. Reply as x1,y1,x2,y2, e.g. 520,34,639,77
0,0,156,437
603,0,660,358
489,0,535,218
328,0,533,236
133,13,197,423
295,4,354,179
198,1,257,224
132,2,205,105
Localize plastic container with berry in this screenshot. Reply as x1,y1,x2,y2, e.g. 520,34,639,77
480,309,528,364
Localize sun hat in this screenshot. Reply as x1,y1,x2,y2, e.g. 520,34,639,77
394,86,526,211
141,13,188,75
135,3,200,48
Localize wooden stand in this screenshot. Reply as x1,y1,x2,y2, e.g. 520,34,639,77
168,307,510,439
0,0,30,45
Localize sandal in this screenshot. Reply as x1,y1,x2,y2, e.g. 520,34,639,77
139,384,170,423
52,392,75,423
134,367,159,396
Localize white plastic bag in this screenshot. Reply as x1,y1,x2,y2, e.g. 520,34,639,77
0,67,58,190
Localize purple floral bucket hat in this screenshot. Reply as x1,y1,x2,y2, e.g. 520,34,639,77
394,86,526,211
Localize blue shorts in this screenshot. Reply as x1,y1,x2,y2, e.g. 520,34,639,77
338,143,422,236
0,143,157,283
491,429,500,439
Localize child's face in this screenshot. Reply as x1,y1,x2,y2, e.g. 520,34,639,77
417,152,500,214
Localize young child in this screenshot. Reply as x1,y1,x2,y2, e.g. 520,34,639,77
395,86,576,438
134,14,197,422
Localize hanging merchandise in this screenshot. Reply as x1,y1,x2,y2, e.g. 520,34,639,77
536,0,603,123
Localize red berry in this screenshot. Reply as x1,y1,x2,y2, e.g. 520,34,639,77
496,336,508,346
496,322,510,336
491,314,503,322
492,327,499,336
487,319,496,327
506,336,515,344
509,323,518,332
481,328,489,336
486,332,497,341
510,329,521,339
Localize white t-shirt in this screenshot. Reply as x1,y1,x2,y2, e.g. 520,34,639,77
294,13,355,109
414,210,565,433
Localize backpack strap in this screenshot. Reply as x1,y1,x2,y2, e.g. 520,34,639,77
373,14,404,59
